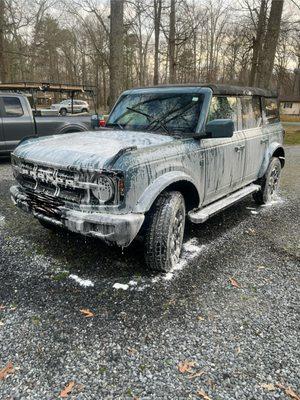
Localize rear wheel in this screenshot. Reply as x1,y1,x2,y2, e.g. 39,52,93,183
253,157,282,205
145,191,186,272
81,108,88,113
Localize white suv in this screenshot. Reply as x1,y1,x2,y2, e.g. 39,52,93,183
51,99,90,116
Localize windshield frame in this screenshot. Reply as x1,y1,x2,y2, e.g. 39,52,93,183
106,87,212,137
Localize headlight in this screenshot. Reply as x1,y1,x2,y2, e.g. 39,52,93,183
92,175,115,203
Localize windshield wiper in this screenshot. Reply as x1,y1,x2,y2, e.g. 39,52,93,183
126,107,170,134
148,101,196,133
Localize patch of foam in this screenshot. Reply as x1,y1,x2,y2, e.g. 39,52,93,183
113,283,129,290
261,195,285,207
128,280,138,286
163,272,174,281
69,274,94,287
0,215,5,227
251,210,259,215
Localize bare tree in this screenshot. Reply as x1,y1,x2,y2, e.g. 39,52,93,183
0,0,6,82
257,0,284,88
109,0,124,109
168,0,176,82
153,0,162,84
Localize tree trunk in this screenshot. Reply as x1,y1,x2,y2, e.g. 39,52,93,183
0,0,7,82
109,0,124,110
153,0,162,85
257,0,284,89
168,0,176,83
249,0,267,86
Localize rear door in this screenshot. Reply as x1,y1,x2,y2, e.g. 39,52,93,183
201,96,246,204
1,96,35,151
241,96,267,183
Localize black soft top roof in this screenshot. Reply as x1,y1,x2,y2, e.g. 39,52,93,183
133,83,277,98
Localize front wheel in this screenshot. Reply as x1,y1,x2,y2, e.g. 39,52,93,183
59,108,67,116
145,191,186,272
253,157,282,205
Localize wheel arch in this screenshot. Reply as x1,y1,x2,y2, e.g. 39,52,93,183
135,172,200,214
58,124,87,134
259,142,285,177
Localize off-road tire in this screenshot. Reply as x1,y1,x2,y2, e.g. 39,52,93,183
59,108,67,116
253,157,282,205
145,191,186,272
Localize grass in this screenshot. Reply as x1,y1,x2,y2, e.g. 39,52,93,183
282,124,300,145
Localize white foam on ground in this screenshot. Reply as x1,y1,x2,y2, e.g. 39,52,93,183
128,280,138,286
0,215,5,227
113,283,129,290
251,210,259,215
261,195,285,207
69,274,95,287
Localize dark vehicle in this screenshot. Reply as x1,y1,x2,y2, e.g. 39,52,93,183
10,84,285,272
0,94,92,156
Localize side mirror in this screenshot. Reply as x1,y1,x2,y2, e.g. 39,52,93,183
205,119,234,138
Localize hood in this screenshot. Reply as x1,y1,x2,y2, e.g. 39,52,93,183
13,130,176,171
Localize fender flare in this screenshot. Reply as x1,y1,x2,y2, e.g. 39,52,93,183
135,171,199,213
259,142,285,177
58,124,87,134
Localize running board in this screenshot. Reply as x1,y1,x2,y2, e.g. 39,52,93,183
189,184,261,223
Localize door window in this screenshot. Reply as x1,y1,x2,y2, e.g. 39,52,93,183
264,98,279,124
241,96,262,129
3,97,24,117
207,96,238,130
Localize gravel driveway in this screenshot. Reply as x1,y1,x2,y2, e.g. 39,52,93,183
0,147,299,400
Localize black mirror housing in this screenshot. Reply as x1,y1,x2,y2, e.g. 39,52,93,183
205,119,234,138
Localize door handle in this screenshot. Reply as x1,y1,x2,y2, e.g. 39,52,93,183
235,145,245,152
261,138,268,144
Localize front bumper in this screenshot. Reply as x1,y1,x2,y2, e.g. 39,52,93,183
10,185,144,247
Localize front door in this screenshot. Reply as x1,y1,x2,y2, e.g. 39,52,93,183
1,96,35,151
201,96,246,205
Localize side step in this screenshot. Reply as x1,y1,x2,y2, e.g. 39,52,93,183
189,184,261,223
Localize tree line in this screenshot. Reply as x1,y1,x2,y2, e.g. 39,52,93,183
0,0,299,110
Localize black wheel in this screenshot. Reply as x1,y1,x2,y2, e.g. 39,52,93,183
38,218,62,232
81,108,88,113
60,108,67,116
253,157,282,205
145,191,186,272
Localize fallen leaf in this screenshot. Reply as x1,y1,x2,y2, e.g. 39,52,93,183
236,346,241,354
229,277,240,288
197,316,205,321
0,362,14,380
127,347,138,355
0,305,5,310
246,228,256,236
276,383,300,400
0,321,4,326
80,309,94,318
178,360,196,373
60,381,75,398
189,370,205,379
196,389,212,400
261,383,276,391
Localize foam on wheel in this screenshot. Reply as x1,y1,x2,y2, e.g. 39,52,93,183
144,191,185,272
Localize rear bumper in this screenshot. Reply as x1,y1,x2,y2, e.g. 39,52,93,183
10,185,144,247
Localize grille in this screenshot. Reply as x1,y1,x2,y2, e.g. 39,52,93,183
13,160,84,204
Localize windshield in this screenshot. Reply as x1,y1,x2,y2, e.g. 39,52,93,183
107,92,204,135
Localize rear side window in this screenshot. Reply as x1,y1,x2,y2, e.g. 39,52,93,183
241,96,262,129
208,96,238,130
264,98,279,124
3,97,24,117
